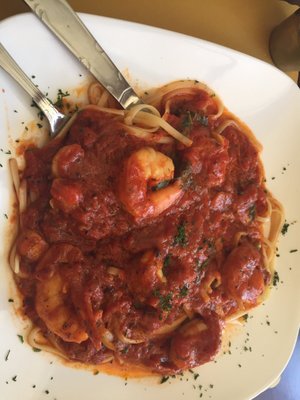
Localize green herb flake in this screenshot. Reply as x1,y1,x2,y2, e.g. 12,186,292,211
153,289,173,312
179,285,189,297
197,258,209,271
17,334,24,343
4,150,11,155
163,254,171,275
37,123,43,129
160,376,169,384
8,298,14,303
54,89,70,108
248,204,256,221
174,222,187,247
193,373,199,380
121,346,129,354
243,314,249,322
93,371,99,375
194,114,208,127
5,349,10,361
159,293,173,311
152,180,170,191
182,111,209,131
273,271,280,286
32,347,41,352
290,249,298,253
281,222,290,235
12,375,17,382
37,110,45,121
182,111,194,129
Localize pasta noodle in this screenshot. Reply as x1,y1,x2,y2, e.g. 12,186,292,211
8,79,283,376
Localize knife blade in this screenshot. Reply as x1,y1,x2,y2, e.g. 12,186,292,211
23,0,142,109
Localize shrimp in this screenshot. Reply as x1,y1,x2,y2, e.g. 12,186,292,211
35,244,88,343
50,178,83,213
127,250,166,301
119,147,183,219
222,242,265,305
52,144,84,178
36,272,88,343
17,229,48,262
169,314,223,369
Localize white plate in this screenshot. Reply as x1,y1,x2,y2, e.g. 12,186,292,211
0,13,300,400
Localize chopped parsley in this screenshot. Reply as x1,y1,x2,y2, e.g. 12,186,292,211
8,298,14,303
194,114,208,126
152,180,170,191
32,347,41,352
174,222,187,247
159,293,173,311
12,375,17,382
248,204,256,221
179,285,189,297
290,249,298,253
17,334,24,343
121,346,129,354
197,258,210,271
54,89,70,108
182,111,209,130
5,349,10,361
243,314,249,322
153,290,173,311
273,271,280,286
160,376,169,384
163,254,171,275
281,222,289,235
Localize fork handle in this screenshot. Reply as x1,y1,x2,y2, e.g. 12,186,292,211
23,0,142,109
0,42,65,134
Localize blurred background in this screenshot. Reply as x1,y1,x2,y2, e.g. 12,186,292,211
0,0,298,80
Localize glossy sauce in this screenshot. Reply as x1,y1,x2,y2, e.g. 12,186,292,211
15,88,269,375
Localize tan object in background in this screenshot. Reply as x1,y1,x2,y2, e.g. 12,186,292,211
0,0,298,81
270,8,300,71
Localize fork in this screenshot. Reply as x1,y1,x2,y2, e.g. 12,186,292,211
0,42,73,138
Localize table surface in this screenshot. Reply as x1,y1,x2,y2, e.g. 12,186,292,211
0,1,299,399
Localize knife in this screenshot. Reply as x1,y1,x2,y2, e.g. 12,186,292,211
23,0,142,109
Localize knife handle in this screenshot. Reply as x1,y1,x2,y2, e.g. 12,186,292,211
23,0,142,109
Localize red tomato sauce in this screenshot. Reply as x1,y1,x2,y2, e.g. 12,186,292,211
15,87,269,375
